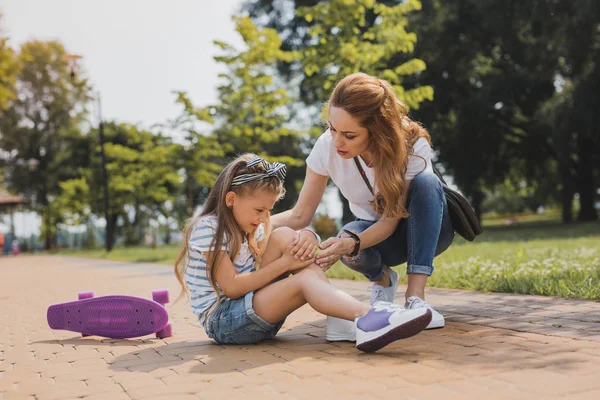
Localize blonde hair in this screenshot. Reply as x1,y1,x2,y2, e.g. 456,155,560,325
174,153,286,313
326,73,431,218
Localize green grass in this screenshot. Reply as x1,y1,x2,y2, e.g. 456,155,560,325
482,212,559,227
53,245,181,265
328,219,600,300
53,218,600,300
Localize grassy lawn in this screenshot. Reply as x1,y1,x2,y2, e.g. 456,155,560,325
54,217,600,300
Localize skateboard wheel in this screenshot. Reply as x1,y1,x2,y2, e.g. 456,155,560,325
156,323,172,339
152,289,169,305
78,291,94,300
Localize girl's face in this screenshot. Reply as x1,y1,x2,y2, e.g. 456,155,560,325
226,188,279,234
329,106,370,159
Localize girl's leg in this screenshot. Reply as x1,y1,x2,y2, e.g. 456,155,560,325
255,229,433,351
254,265,371,324
259,226,297,268
253,227,370,324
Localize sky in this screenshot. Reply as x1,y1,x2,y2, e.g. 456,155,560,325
2,0,245,128
0,0,343,237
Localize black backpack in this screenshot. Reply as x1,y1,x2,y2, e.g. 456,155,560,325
353,157,483,241
432,164,483,241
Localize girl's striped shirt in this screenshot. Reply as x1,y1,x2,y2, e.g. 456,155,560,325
185,215,264,325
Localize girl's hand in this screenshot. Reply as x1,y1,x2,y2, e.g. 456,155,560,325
289,230,319,261
283,243,316,272
315,237,355,271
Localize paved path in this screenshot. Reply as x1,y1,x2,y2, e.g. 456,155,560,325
1,255,600,399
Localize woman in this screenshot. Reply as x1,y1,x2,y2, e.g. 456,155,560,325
271,73,455,341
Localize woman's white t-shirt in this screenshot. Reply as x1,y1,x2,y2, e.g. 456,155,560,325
306,129,433,221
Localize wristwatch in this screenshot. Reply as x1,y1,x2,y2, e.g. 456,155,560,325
342,229,361,257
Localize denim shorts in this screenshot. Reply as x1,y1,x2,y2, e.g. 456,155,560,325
203,291,285,345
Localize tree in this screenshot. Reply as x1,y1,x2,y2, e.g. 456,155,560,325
245,0,434,221
245,0,432,107
181,16,307,211
537,0,599,222
93,122,181,246
0,40,90,249
245,1,599,222
167,92,226,222
297,0,433,109
0,14,18,110
401,0,565,220
0,15,19,204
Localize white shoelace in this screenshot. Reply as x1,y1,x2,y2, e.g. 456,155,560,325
372,301,405,312
406,296,430,310
369,285,388,303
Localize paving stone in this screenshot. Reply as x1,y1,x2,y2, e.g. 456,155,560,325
1,255,600,399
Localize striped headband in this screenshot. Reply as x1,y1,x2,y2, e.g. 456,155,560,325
230,156,287,187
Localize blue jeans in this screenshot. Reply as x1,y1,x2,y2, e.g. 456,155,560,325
339,173,455,280
204,291,285,345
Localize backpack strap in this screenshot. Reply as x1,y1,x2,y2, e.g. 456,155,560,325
353,157,375,196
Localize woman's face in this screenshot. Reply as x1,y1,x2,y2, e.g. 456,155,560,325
329,106,370,159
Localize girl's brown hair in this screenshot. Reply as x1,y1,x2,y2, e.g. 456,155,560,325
174,153,285,313
326,73,431,218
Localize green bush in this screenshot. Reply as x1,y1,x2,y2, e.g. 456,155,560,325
312,214,339,239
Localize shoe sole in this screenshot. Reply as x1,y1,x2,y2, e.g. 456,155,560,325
326,335,356,342
356,309,432,353
425,320,445,330
425,313,445,330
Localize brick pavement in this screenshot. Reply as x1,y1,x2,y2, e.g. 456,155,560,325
1,255,600,399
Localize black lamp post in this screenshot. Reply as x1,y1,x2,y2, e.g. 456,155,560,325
64,54,113,252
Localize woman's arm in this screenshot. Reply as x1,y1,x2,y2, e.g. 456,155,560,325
315,216,400,268
271,167,328,230
316,181,412,269
356,179,412,249
352,216,401,250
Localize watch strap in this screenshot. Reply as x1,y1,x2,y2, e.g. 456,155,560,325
342,229,361,257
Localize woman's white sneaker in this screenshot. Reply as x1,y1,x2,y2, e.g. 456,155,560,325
405,296,445,329
369,268,400,304
326,316,356,342
355,301,432,353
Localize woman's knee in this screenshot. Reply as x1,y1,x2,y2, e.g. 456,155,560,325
411,173,443,197
336,220,371,238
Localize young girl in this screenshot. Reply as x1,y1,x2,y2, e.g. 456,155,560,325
174,153,431,352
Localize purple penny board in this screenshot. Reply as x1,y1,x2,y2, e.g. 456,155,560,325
47,294,170,339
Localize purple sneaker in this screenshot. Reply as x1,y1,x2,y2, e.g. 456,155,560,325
355,301,431,353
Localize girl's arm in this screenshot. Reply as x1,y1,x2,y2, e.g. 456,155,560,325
211,249,314,300
271,167,328,230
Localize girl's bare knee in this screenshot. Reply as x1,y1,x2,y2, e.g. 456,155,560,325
271,227,297,247
296,264,327,281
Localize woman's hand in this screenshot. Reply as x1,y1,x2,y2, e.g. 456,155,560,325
289,230,319,261
282,243,316,272
315,237,355,271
